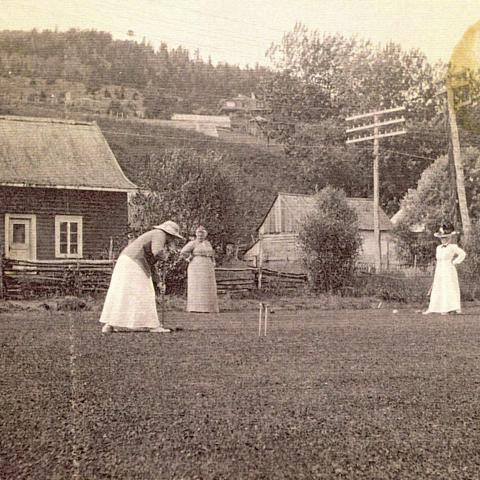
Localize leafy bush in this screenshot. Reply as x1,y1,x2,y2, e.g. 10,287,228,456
156,251,188,296
458,220,480,300
298,187,362,292
394,147,480,262
129,148,238,249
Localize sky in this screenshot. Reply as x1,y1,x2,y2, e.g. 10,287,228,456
1,0,480,67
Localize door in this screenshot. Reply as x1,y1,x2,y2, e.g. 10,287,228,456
6,216,36,260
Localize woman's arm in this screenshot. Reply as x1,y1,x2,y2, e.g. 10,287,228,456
180,241,195,260
452,245,467,265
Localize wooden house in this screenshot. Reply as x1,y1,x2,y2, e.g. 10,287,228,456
243,193,397,273
218,93,267,116
0,116,137,261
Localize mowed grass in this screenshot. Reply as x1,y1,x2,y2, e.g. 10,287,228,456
2,307,480,479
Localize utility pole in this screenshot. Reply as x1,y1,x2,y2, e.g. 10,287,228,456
346,106,406,272
446,83,472,242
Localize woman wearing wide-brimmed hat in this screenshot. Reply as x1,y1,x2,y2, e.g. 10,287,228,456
180,225,219,313
100,221,184,333
423,222,466,315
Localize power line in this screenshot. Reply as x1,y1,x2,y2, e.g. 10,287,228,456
100,128,444,162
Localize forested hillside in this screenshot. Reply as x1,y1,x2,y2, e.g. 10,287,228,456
4,25,478,226
0,29,271,114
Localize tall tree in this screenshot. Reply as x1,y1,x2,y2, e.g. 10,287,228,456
259,23,447,213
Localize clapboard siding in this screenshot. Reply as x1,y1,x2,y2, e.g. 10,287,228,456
0,186,128,259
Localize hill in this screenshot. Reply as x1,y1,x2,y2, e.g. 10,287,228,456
95,117,307,243
0,29,271,117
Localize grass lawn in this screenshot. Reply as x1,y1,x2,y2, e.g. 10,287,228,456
2,306,480,479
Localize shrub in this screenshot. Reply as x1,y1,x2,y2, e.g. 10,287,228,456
298,187,362,292
128,148,238,250
156,251,188,295
394,147,480,262
458,220,480,300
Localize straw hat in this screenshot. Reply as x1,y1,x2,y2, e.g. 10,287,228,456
154,220,184,239
434,222,457,238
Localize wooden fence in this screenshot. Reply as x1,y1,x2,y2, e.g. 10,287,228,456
1,258,114,299
259,268,308,290
0,258,308,300
215,268,257,294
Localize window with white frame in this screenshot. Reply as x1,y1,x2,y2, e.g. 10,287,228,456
55,215,83,258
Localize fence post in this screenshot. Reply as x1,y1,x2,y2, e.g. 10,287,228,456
257,236,263,289
108,237,114,261
386,240,390,272
75,260,80,296
0,249,4,299
413,254,417,275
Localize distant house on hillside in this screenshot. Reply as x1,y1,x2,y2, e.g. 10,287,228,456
218,93,267,116
0,116,137,261
243,193,398,273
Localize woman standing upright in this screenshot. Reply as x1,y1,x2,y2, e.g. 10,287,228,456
423,222,467,315
180,226,219,313
100,220,184,333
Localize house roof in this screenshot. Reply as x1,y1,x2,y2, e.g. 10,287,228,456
0,116,137,191
171,113,231,128
258,192,393,232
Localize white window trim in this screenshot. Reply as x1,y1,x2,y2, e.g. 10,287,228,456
55,215,83,258
5,214,37,260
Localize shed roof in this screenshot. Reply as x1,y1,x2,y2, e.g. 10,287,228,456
171,113,231,127
0,116,137,191
259,193,393,232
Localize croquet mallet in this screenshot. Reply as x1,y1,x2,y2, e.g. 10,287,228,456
159,269,166,328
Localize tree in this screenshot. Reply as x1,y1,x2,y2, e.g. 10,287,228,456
459,219,480,300
129,148,238,248
297,187,362,292
259,24,447,214
143,87,175,119
394,147,480,262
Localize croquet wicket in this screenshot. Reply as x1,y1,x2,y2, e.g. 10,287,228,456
258,302,269,336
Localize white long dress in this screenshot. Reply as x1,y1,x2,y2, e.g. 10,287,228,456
181,240,219,313
99,255,159,329
425,243,466,313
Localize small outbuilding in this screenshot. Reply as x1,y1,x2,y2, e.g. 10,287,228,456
243,192,398,273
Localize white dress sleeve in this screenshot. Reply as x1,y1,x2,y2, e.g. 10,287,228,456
452,245,467,265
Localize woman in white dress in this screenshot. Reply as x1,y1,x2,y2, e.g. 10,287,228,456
100,220,184,333
180,226,219,313
423,223,467,315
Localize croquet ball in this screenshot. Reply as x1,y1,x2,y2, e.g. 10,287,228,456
392,309,398,314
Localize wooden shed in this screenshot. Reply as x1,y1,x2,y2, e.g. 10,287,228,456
243,192,397,273
0,116,137,261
